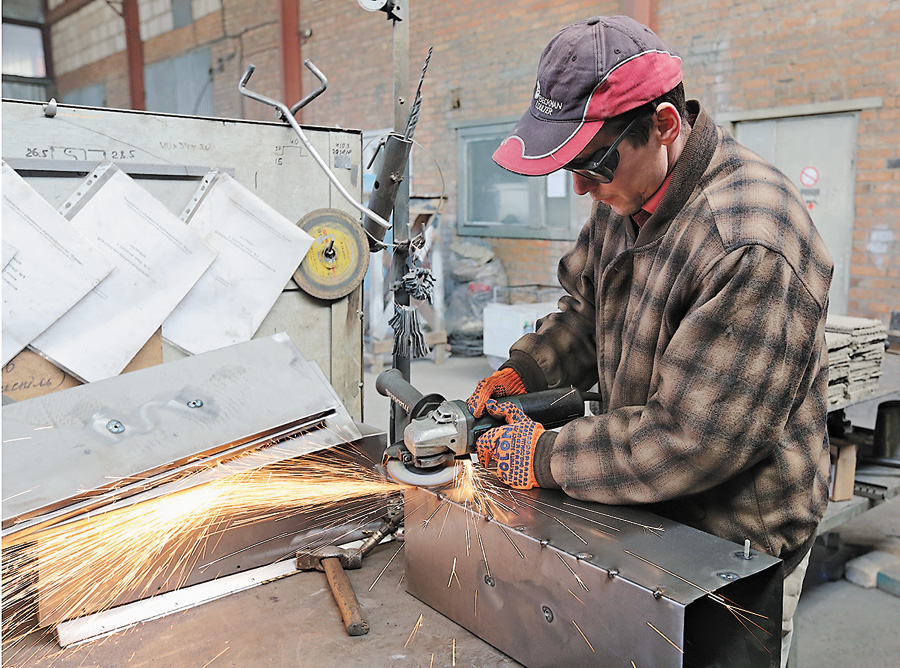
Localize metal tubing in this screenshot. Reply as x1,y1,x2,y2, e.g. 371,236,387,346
237,65,391,231
290,60,328,115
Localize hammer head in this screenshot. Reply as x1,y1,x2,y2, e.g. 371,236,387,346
296,545,362,571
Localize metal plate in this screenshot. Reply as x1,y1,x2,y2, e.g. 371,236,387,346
2,334,339,531
405,487,782,668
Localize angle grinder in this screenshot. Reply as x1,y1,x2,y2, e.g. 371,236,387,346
375,369,593,486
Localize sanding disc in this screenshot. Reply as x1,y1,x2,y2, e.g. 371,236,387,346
294,208,369,300
384,458,462,487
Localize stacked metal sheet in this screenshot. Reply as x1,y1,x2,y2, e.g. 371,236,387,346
825,331,853,407
826,315,888,405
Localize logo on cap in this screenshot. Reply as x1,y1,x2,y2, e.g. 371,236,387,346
533,80,563,116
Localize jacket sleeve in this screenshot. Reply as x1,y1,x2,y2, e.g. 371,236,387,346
547,244,827,505
505,215,603,393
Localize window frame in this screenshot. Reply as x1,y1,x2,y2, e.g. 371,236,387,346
456,121,585,241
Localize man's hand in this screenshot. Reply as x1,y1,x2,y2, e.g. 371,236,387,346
475,399,545,490
466,368,526,418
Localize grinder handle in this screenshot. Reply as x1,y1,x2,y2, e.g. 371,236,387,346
468,387,588,441
376,368,446,419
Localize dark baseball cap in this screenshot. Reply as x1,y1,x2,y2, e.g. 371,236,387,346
493,16,682,176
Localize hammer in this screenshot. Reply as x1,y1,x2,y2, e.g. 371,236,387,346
296,545,369,636
296,509,403,636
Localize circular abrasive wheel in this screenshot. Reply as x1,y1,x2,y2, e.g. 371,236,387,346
293,208,370,300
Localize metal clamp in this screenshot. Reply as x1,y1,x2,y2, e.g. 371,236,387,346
238,64,391,232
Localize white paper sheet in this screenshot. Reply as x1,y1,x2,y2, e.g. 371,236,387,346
1,162,114,366
30,164,217,382
2,240,18,270
162,171,313,355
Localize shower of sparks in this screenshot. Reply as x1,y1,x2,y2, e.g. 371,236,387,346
477,533,491,581
510,492,588,545
405,613,424,648
572,620,595,652
447,557,461,589
421,502,445,529
556,553,590,592
369,543,404,592
1,453,404,650
646,622,684,654
563,502,665,536
624,549,771,648
568,589,586,606
200,646,230,667
452,638,457,666
498,524,526,559
631,661,637,668
474,589,478,618
438,502,453,538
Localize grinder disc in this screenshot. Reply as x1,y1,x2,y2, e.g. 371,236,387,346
294,208,370,300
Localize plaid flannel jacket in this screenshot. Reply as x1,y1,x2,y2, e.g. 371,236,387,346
510,102,834,572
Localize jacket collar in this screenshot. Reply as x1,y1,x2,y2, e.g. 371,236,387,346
634,100,717,248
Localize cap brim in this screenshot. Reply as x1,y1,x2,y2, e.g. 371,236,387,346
492,114,604,176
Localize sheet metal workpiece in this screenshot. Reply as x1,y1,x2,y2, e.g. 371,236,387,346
404,487,783,668
1,333,391,626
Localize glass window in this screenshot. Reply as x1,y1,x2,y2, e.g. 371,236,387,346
171,0,193,30
457,122,587,240
145,49,213,116
2,22,46,78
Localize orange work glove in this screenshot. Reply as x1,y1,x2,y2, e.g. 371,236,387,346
466,367,526,418
475,399,545,490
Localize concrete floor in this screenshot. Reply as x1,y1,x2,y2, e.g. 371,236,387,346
5,352,898,667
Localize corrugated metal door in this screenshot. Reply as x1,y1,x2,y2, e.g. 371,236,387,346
736,113,857,315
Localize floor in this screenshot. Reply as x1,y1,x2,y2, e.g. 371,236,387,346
5,352,898,667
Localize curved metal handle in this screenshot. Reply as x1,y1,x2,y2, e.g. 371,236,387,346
238,64,392,231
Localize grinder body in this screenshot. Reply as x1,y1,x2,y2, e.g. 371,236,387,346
376,369,586,485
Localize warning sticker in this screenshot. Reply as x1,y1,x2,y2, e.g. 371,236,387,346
800,166,819,187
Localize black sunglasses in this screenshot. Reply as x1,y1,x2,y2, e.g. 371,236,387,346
563,115,642,184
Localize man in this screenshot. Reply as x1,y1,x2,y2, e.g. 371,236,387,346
468,16,833,666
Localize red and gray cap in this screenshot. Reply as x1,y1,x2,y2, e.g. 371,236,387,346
493,16,682,176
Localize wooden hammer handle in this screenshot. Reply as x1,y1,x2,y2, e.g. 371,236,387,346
321,557,369,636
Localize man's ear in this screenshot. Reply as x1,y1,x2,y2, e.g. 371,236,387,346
655,102,682,146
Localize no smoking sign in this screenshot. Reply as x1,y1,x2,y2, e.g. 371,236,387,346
800,166,819,187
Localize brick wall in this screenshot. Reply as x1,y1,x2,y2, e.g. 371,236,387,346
45,0,899,324
659,0,900,323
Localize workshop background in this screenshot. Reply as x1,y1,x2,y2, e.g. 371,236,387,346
3,0,898,334
2,2,900,667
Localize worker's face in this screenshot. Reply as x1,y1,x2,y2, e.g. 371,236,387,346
569,104,680,217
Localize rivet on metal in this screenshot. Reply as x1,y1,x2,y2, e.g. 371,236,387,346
607,569,619,579
106,420,124,434
541,606,554,623
539,539,550,548
576,553,593,561
187,399,204,408
653,588,664,600
718,572,740,582
484,575,495,587
515,526,528,532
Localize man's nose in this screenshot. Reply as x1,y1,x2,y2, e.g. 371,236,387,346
571,172,597,196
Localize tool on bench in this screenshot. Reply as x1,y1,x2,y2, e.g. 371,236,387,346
375,368,599,486
296,507,403,636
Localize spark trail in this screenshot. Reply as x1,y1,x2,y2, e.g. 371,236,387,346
1,453,403,654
